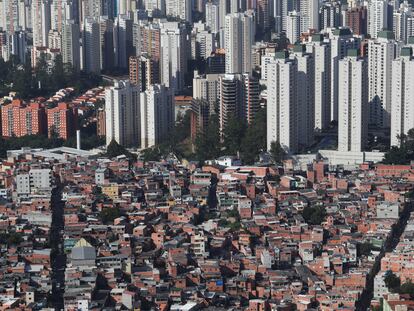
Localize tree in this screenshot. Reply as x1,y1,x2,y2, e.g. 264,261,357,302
35,53,50,94
141,146,163,162
51,54,66,90
383,146,410,165
195,115,221,162
100,207,121,224
270,141,286,164
240,108,267,165
383,128,414,164
400,280,414,298
223,116,246,155
384,271,401,293
107,139,128,158
359,242,375,256
0,232,23,246
302,205,327,225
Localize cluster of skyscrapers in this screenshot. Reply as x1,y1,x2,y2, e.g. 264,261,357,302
0,0,413,154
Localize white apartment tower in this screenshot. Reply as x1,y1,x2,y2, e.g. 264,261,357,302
82,17,100,74
140,84,174,149
393,3,414,44
367,0,388,38
266,51,298,153
113,14,133,69
193,72,220,112
160,21,188,94
368,30,400,127
338,50,368,152
0,0,20,34
291,44,314,148
105,80,140,147
307,34,331,131
31,0,51,47
286,10,301,44
224,12,254,74
329,28,360,122
166,0,192,22
51,0,73,32
143,0,166,17
62,19,80,71
300,0,319,31
206,1,220,33
391,47,414,146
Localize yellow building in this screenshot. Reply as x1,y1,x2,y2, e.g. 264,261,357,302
102,184,119,199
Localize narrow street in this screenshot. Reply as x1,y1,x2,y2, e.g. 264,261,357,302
356,199,414,311
49,177,66,310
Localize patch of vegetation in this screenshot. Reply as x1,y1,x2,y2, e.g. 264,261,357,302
383,129,414,164
99,207,121,224
302,205,327,225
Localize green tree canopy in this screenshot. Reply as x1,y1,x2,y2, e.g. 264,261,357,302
384,271,401,293
400,280,414,298
223,116,246,156
384,129,414,164
107,140,130,158
240,108,267,165
194,114,221,162
302,205,327,225
270,141,286,164
100,207,121,224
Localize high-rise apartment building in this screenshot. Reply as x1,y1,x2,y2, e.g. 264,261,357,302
367,0,389,39
129,56,142,88
257,0,270,30
345,6,367,36
286,10,301,44
338,50,368,152
10,30,27,63
62,19,80,71
0,0,20,34
113,14,133,69
82,17,100,74
46,102,77,139
218,73,260,134
393,4,414,44
1,100,47,137
99,16,115,71
191,22,216,59
241,74,260,125
368,30,400,128
166,0,192,22
206,1,220,33
143,0,166,17
140,84,174,149
266,51,298,153
329,28,360,122
300,0,319,32
160,21,188,94
31,0,51,47
51,0,72,32
391,47,414,146
105,80,140,147
138,22,161,60
307,34,331,131
291,44,314,149
129,55,160,91
193,72,220,112
224,12,254,74
319,1,342,31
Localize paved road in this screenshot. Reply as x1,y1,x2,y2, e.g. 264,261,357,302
49,179,66,310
